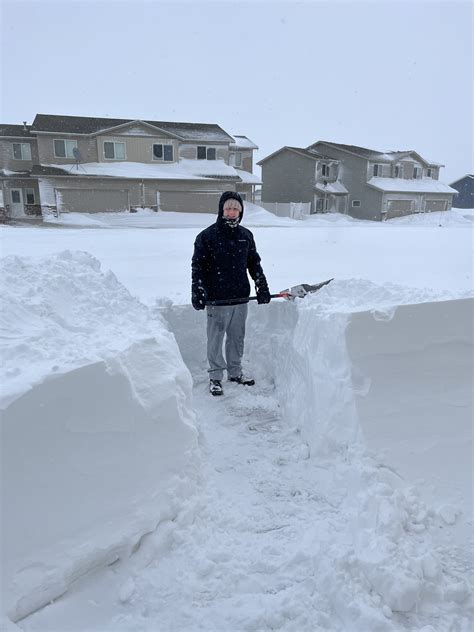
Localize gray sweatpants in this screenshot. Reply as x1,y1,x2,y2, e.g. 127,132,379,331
206,303,248,380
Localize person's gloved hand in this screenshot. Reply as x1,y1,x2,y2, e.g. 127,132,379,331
192,288,207,310
256,288,271,304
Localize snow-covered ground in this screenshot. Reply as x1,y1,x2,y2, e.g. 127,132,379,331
1,205,473,631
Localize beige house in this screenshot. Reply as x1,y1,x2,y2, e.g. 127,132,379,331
0,114,260,220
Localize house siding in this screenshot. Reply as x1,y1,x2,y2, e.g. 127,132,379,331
96,134,179,164
36,134,98,165
261,150,315,207
313,143,384,220
178,143,229,162
0,138,38,171
451,176,473,208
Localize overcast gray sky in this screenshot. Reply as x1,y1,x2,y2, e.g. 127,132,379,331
1,0,472,182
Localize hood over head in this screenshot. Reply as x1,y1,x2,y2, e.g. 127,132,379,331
218,191,244,223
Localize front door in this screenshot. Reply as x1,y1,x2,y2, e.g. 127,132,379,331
10,189,26,218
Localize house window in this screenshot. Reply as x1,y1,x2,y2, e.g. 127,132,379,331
230,152,242,167
373,164,385,177
24,188,35,204
11,190,21,203
12,143,32,160
54,139,78,158
197,146,216,160
394,165,404,178
352,200,361,207
153,143,173,162
413,167,421,179
426,168,432,178
316,198,324,211
104,141,126,160
321,164,330,177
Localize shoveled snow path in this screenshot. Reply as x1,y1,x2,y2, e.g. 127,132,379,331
112,377,353,632
18,373,471,632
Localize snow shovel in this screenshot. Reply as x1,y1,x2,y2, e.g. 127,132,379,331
205,278,334,306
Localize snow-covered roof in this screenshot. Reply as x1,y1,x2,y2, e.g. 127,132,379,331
315,181,348,195
0,169,31,177
31,114,234,143
367,177,457,194
258,146,338,165
230,135,258,150
234,169,261,184
36,159,255,183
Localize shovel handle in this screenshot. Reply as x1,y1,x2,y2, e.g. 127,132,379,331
206,292,288,307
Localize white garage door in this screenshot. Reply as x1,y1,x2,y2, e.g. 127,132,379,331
56,189,129,213
160,191,224,213
424,199,447,212
387,199,413,213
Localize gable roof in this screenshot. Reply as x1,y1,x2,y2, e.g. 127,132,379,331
30,114,235,142
450,174,474,186
257,145,337,165
310,141,382,159
310,141,439,166
0,124,33,138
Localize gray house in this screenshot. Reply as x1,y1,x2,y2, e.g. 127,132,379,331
0,114,260,220
258,141,456,221
450,175,473,209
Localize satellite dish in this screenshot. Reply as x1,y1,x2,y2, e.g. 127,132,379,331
72,146,82,161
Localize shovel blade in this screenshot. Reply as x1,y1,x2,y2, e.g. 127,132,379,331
281,278,333,300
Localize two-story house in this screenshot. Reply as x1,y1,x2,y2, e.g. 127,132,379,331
258,141,456,221
0,114,260,220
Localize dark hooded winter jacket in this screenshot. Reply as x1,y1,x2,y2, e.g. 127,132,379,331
191,192,270,308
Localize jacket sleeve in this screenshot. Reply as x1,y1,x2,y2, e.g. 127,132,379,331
191,233,209,297
247,234,269,293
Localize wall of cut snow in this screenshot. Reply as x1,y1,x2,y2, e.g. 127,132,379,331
163,285,473,621
1,252,200,623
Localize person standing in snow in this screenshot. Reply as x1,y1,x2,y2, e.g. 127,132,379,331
191,191,271,396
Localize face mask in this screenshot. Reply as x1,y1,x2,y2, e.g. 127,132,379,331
223,216,240,228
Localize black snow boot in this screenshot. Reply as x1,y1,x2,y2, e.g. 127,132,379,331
228,374,255,386
209,379,223,396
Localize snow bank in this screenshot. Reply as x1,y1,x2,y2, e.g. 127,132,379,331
0,251,200,622
162,283,472,622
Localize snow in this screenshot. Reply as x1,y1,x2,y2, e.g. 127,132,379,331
1,205,473,630
367,177,457,193
230,135,259,150
233,169,261,184
46,158,246,180
315,180,349,194
1,252,200,621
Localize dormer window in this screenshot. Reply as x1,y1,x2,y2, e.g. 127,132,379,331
153,143,173,162
394,165,404,178
12,143,32,160
54,139,77,159
197,146,216,160
426,168,432,178
230,152,242,167
321,164,330,177
373,164,385,177
104,141,126,160
413,166,421,179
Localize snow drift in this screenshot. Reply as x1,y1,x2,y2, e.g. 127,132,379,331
0,252,200,622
